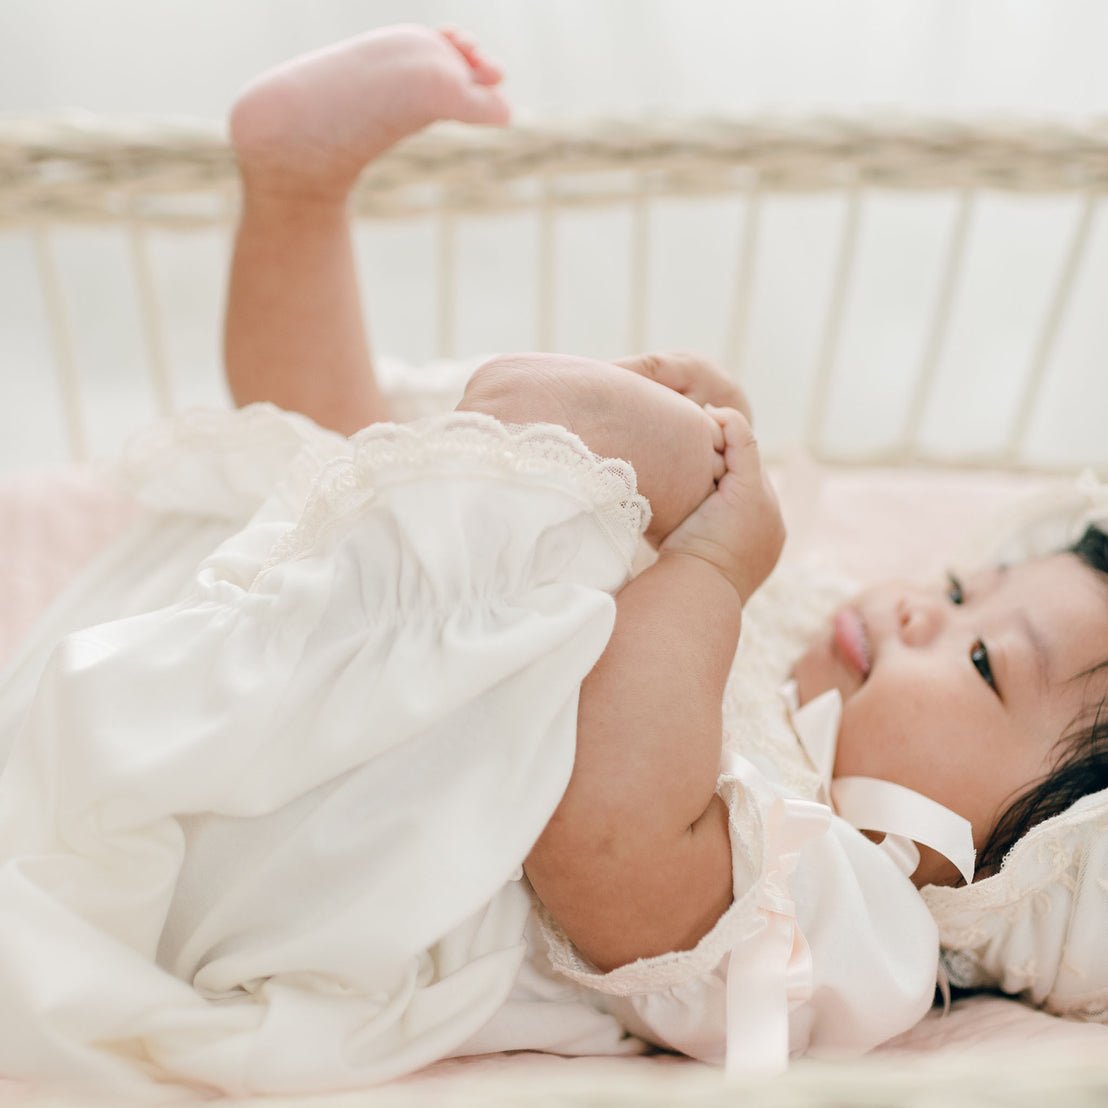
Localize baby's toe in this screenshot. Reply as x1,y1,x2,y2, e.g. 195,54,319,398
439,26,503,82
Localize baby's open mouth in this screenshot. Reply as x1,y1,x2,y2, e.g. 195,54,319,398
832,608,871,680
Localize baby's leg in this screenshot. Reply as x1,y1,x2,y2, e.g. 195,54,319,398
224,26,509,434
457,353,726,546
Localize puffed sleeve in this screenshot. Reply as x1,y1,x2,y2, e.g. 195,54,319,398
0,412,650,1095
538,755,939,1072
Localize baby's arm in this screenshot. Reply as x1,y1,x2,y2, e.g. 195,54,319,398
223,27,510,434
524,410,784,971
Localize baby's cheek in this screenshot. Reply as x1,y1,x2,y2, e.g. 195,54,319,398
791,637,838,706
837,679,974,803
834,692,926,785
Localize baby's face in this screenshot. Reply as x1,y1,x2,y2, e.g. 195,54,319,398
792,552,1108,887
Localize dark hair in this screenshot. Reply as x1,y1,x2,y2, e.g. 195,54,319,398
976,524,1108,875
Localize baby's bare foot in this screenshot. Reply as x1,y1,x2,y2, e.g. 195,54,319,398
661,407,784,604
614,351,752,422
229,25,510,199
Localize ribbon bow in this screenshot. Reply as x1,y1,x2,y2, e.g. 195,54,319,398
720,752,831,1077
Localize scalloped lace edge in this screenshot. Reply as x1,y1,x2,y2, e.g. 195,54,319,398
927,805,1108,1010
257,412,650,576
923,802,1108,933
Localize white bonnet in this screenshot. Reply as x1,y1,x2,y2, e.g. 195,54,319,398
921,470,1108,1021
923,790,1108,1019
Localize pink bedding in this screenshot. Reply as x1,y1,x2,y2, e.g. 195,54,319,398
1,461,1106,1097
0,468,136,668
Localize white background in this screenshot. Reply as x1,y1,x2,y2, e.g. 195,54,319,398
1,1,1106,470
6,1,1108,118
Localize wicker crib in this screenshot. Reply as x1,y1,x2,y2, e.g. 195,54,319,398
1,112,1108,1106
3,112,1107,473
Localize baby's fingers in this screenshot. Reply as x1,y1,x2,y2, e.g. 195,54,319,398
439,26,505,84
436,26,511,126
708,412,726,482
708,404,784,561
704,405,759,481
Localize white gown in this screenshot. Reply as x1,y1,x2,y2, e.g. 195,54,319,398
0,405,939,1096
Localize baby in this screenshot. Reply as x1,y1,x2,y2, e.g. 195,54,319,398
225,23,1108,939
0,23,1106,1096
225,24,786,977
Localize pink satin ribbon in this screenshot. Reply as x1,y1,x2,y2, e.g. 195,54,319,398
787,685,976,885
716,687,975,1075
721,753,831,1077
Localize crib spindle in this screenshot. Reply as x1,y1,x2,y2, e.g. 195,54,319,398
1004,190,1100,464
628,174,651,354
6,116,1108,474
722,176,763,382
898,187,977,461
435,203,459,360
32,222,88,462
805,180,864,454
536,176,558,350
126,212,176,419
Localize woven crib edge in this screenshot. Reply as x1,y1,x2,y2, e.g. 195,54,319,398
1,111,1106,226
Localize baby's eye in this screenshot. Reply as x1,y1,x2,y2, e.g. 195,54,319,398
946,572,965,605
970,639,997,692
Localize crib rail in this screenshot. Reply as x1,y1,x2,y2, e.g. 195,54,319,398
4,115,1108,224
1,113,1105,473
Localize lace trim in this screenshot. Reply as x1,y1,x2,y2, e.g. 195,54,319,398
258,412,649,577
719,564,851,801
923,797,1108,937
538,776,766,997
1047,996,1108,1023
926,798,1108,1011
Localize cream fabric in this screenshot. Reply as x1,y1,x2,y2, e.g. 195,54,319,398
0,403,942,1094
0,407,645,1095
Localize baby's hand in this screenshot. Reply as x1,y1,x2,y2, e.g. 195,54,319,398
659,406,784,605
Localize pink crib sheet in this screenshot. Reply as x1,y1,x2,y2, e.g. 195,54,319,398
0,462,1105,1104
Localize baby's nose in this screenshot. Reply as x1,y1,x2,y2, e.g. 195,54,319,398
896,592,943,646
